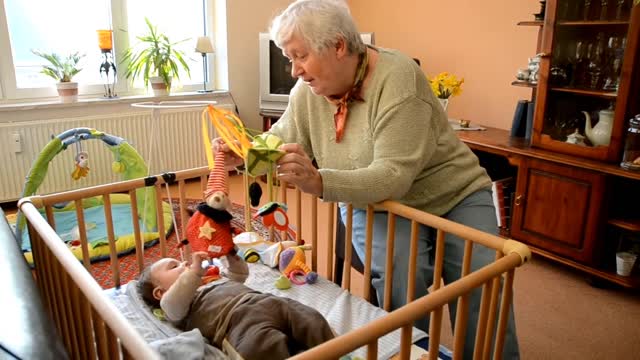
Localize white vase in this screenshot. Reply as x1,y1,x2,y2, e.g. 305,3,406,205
150,76,171,96
56,82,78,103
438,98,449,113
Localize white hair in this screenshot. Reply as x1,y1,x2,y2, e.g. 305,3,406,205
269,0,366,55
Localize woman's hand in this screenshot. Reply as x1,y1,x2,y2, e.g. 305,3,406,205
189,251,209,276
212,138,244,170
276,143,323,197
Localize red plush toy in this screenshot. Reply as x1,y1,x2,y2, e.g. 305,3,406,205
186,149,237,259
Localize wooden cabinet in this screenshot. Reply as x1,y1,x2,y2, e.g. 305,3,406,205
457,128,640,288
485,0,640,288
510,158,606,264
519,0,640,163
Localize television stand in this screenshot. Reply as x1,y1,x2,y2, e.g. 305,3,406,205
259,109,284,131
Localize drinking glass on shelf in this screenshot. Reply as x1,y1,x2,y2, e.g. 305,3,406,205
587,33,606,89
615,0,628,20
583,0,593,20
600,0,610,20
603,36,623,91
572,40,590,87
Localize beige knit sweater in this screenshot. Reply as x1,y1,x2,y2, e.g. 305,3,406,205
269,47,491,216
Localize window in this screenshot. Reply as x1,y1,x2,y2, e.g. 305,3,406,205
0,0,227,101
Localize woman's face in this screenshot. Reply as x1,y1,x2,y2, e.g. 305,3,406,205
151,258,187,293
282,33,347,97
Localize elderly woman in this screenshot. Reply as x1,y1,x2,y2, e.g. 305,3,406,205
221,0,520,358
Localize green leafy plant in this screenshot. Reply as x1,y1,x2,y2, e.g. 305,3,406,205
121,17,191,90
31,50,84,82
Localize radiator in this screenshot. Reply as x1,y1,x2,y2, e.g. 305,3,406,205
0,104,235,202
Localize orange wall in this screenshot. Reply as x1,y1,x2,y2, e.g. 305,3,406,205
348,0,541,129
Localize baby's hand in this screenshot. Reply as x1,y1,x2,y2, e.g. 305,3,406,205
189,251,209,276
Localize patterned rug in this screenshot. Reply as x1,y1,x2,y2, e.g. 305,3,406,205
91,199,284,288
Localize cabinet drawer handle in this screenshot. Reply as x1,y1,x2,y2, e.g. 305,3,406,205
514,194,523,206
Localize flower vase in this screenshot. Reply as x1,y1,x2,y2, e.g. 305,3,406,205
438,98,449,114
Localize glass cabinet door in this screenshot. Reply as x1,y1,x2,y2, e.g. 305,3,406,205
531,0,639,162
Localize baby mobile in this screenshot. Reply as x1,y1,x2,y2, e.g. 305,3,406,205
183,105,316,288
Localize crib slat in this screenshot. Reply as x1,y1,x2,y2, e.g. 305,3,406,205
61,266,83,358
243,172,252,232
493,269,515,360
154,184,168,258
74,200,92,272
200,174,207,196
428,229,446,360
178,180,192,261
93,309,110,360
406,220,420,303
473,281,494,360
453,240,474,358
363,205,374,302
45,204,56,232
383,213,397,311
295,189,302,244
126,189,144,273
342,204,353,290
51,255,74,356
482,252,504,360
28,223,51,314
69,284,89,359
311,195,318,272
325,202,335,282
102,194,121,288
399,325,413,360
280,181,296,241
106,325,120,358
178,179,188,241
78,291,97,360
41,237,68,349
37,234,63,337
366,340,378,360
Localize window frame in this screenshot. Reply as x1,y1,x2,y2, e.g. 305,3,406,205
0,0,226,103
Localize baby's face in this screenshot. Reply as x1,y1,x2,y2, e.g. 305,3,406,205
151,258,187,292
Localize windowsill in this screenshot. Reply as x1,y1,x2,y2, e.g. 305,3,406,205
0,90,231,113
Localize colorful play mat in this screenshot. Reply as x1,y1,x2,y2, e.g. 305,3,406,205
19,194,173,265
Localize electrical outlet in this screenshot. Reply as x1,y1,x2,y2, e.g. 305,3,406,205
12,132,22,153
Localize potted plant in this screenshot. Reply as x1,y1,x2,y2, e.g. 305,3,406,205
122,17,191,96
31,50,85,103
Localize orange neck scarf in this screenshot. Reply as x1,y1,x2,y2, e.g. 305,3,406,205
326,49,369,143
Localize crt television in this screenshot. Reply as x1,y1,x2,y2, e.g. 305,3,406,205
258,32,375,113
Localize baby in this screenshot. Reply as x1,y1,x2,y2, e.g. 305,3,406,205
137,251,334,360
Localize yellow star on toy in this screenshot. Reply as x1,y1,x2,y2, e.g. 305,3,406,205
199,221,216,239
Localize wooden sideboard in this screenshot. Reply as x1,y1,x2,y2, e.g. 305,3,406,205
457,126,640,288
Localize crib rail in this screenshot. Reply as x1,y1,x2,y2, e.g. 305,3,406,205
20,199,159,360
295,200,530,360
19,166,530,360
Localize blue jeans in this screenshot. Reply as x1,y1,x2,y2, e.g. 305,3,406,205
339,189,519,359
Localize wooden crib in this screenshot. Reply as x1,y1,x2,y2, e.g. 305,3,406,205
18,166,530,360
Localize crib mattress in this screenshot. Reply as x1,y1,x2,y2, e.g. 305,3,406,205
108,262,429,359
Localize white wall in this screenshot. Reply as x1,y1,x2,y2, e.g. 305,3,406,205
225,0,293,132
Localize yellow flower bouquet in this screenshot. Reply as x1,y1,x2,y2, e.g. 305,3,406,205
429,72,464,99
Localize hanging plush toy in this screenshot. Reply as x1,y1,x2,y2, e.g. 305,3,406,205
71,146,90,180
279,246,317,285
255,202,289,231
186,148,238,259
